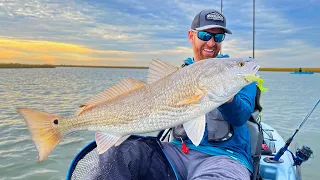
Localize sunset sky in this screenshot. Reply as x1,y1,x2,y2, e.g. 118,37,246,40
0,0,319,67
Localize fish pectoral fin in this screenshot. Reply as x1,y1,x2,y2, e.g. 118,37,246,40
115,135,131,146
183,115,206,146
95,132,130,154
76,77,145,116
177,88,206,105
147,59,179,84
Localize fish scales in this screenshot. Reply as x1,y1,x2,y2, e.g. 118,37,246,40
17,57,266,162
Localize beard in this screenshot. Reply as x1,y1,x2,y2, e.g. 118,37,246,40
193,44,219,61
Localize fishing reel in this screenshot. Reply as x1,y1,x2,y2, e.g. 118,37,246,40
288,145,313,166
294,145,313,166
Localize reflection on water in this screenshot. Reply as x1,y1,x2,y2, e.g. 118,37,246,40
0,67,319,180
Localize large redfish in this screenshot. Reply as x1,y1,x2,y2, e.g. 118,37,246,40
17,58,264,162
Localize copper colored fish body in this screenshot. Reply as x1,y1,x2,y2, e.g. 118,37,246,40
17,57,260,162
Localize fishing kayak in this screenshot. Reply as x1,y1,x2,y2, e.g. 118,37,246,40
290,71,314,74
259,122,300,180
66,121,305,180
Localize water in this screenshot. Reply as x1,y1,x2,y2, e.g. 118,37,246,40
0,68,319,180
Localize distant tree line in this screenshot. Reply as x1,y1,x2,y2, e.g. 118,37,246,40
259,67,320,73
0,63,318,72
0,63,56,68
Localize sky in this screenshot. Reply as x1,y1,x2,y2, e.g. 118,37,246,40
0,0,319,67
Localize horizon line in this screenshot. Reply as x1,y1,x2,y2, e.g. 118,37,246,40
1,63,319,72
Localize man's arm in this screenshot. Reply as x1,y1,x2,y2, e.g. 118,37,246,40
217,82,257,126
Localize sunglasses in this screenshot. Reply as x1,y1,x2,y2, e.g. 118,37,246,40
192,30,225,43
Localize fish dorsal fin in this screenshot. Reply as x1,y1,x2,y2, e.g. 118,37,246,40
147,59,179,84
76,77,145,116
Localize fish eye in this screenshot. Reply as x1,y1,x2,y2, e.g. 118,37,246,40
238,62,245,67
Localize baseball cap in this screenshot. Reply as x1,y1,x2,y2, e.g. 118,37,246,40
191,9,232,34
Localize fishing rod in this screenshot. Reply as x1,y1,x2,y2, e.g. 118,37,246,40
273,98,319,162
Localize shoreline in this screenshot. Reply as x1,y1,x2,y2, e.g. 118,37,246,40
56,64,148,69
259,68,320,73
0,63,56,68
0,63,319,72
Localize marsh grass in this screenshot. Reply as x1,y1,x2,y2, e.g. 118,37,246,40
0,63,55,68
259,68,320,73
0,63,319,72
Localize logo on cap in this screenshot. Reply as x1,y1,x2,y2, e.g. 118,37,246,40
205,12,224,21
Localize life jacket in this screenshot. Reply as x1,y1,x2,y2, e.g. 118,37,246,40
172,108,234,142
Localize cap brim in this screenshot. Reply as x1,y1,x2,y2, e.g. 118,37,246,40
195,25,232,34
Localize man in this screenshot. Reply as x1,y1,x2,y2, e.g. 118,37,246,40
88,9,256,180
161,9,256,180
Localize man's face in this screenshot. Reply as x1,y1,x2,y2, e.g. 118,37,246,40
188,28,224,62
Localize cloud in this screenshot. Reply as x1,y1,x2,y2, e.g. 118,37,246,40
256,40,320,67
0,0,319,67
0,37,193,66
0,0,189,52
0,48,25,60
0,0,92,21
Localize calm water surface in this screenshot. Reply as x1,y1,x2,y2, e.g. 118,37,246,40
0,67,319,180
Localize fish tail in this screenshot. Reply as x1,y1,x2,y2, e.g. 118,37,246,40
17,108,64,163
